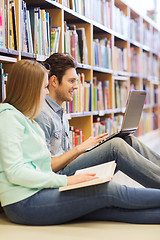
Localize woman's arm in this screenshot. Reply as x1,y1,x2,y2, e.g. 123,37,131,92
0,111,67,189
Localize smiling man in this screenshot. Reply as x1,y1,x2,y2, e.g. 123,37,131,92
35,53,108,173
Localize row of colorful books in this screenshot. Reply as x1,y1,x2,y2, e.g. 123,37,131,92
142,52,159,78
63,0,91,19
143,22,152,48
143,83,150,106
137,112,159,136
142,51,150,77
93,111,159,138
153,87,159,105
130,48,159,77
93,77,110,111
150,55,159,78
130,18,140,43
151,30,159,53
23,5,60,56
69,127,84,148
130,83,159,106
64,75,128,114
58,0,159,55
144,83,160,106
64,22,88,64
0,0,18,50
112,5,128,38
70,113,159,140
92,0,112,29
21,1,33,54
0,1,61,56
130,47,140,74
93,115,123,137
0,63,8,102
112,46,128,72
93,38,112,69
114,81,128,109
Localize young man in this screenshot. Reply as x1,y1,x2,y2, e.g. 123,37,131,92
35,53,160,191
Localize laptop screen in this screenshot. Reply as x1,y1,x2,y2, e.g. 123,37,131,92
121,90,146,131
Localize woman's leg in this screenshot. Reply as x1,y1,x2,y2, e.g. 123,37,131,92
58,137,160,188
4,181,160,225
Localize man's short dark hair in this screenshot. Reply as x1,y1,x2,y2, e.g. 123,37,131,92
43,53,77,84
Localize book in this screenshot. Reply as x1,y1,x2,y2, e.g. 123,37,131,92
51,27,60,54
0,0,5,48
59,161,116,192
11,0,17,50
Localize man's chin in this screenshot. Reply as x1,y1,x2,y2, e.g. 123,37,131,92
66,97,73,102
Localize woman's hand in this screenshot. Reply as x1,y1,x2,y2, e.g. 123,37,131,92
76,133,108,153
67,173,98,186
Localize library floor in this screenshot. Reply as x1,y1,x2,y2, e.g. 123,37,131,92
0,130,160,240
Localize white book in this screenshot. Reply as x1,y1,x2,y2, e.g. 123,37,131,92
26,10,33,53
59,161,116,192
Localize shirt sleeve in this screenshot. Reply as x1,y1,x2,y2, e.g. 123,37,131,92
34,110,52,152
0,111,67,189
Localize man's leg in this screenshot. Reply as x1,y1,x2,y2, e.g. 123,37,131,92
58,137,160,188
124,135,160,166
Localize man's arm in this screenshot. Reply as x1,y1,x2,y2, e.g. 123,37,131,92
51,133,108,172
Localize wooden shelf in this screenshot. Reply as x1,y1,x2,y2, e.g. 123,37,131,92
0,55,17,63
0,0,160,139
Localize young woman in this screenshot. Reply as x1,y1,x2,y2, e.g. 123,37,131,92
0,59,160,225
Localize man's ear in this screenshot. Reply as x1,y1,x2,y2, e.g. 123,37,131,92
49,75,59,88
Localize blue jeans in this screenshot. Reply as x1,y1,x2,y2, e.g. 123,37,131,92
4,136,160,225
58,135,160,188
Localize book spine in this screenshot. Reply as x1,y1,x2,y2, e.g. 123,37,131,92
23,2,29,52
9,1,14,49
0,63,4,102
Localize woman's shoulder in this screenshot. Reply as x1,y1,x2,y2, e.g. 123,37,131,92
0,103,23,117
0,103,26,127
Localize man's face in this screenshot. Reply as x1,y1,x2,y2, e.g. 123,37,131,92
55,68,78,104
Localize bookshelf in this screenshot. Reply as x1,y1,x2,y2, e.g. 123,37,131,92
0,0,160,141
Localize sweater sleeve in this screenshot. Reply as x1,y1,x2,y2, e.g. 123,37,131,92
0,111,67,189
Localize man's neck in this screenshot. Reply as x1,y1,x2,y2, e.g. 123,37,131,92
49,92,62,106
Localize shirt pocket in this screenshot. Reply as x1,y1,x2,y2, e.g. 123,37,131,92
50,130,63,156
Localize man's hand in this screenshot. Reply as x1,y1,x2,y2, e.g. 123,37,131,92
76,133,108,153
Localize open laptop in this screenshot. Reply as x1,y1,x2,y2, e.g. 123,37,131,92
86,90,146,152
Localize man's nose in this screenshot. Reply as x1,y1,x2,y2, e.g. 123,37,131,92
73,81,78,89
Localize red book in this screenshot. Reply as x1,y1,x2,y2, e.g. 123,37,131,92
74,135,79,146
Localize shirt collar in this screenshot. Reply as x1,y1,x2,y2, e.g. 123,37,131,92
45,95,63,114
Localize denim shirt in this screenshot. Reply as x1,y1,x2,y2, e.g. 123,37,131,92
35,96,71,157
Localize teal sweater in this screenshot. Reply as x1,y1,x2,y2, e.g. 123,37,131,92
0,104,67,207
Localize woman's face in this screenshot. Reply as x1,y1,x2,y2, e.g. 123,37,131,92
40,73,49,107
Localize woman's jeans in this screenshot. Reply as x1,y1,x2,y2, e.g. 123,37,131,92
4,136,160,225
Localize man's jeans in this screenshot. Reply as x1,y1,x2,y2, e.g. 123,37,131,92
4,136,160,225
58,135,160,188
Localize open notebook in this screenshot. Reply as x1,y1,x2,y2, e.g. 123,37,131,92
59,161,116,192
86,90,146,152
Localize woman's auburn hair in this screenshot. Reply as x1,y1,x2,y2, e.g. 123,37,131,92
4,59,48,119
